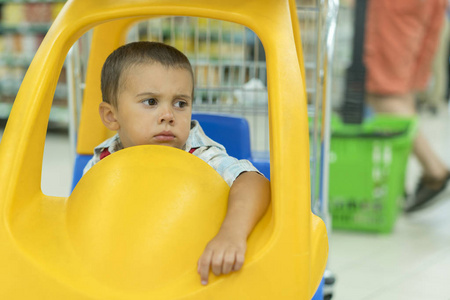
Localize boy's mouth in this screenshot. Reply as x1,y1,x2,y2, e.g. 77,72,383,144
154,131,175,142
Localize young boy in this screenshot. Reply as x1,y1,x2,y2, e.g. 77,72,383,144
83,41,271,285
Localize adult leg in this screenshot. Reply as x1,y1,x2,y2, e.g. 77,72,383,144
367,93,448,181
364,0,450,211
367,93,450,211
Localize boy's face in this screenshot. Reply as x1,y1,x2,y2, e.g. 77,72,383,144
112,62,193,149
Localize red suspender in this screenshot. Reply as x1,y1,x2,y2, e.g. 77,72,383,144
99,148,111,160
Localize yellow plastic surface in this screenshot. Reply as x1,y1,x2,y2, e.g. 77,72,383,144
77,18,143,154
0,0,328,299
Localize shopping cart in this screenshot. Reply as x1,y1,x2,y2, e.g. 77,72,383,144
0,0,329,298
67,3,339,295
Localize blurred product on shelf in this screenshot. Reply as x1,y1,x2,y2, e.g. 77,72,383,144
24,3,52,24
233,78,268,107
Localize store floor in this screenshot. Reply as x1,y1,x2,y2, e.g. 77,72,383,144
0,107,449,299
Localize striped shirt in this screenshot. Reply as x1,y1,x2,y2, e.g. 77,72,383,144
83,120,260,186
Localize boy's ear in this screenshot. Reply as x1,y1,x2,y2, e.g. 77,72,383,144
99,102,120,131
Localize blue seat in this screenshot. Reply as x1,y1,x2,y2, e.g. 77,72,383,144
192,112,270,179
71,154,93,191
192,112,252,160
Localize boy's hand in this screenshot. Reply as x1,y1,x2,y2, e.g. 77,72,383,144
197,229,247,285
197,171,270,286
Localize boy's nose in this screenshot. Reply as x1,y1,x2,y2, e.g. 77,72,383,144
158,107,174,124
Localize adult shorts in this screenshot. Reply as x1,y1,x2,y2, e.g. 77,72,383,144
364,0,447,95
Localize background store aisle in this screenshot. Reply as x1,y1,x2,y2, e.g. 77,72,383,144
40,130,72,196
329,107,450,300
0,127,72,197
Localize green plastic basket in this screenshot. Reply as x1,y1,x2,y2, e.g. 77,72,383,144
329,115,417,233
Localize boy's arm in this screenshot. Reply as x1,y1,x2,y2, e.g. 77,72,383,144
197,171,271,285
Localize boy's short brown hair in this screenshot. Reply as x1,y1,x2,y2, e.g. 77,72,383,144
101,41,194,108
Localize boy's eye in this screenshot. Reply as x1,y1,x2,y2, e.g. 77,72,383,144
174,100,188,108
143,98,157,106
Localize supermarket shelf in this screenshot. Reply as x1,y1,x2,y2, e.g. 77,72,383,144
0,102,68,125
0,1,68,125
0,0,65,2
0,54,34,67
0,83,67,99
0,23,51,34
